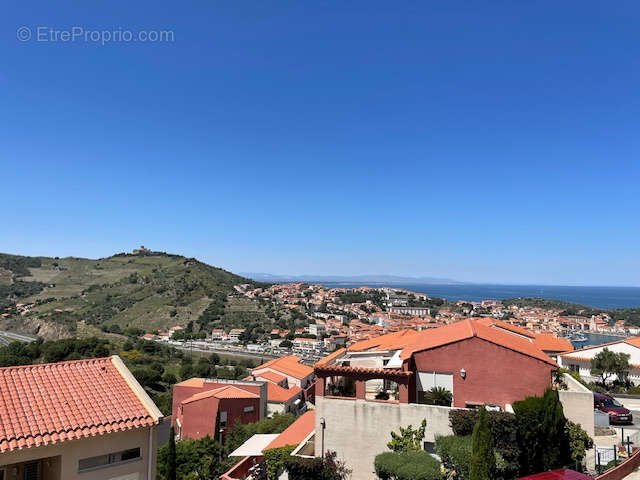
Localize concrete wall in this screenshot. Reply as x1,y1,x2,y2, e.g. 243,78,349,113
0,426,157,480
558,373,595,437
315,396,453,480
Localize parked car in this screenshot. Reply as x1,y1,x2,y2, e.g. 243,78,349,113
594,392,633,424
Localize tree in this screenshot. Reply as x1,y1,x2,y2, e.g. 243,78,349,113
167,427,177,480
513,389,571,476
591,348,631,386
541,389,569,470
470,407,495,480
565,421,593,470
387,419,427,453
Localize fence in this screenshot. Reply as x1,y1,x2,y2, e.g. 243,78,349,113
593,427,640,475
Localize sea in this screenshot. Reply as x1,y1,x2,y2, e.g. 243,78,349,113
319,283,640,310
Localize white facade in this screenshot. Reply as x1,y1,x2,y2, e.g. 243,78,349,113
558,341,640,384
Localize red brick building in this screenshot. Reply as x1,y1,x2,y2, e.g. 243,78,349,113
172,378,267,441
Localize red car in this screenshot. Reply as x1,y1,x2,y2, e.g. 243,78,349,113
594,392,633,424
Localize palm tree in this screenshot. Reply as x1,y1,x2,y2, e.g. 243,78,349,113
424,386,452,406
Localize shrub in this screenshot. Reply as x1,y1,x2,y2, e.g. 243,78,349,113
513,389,571,476
264,445,295,479
387,419,427,453
436,435,472,479
374,451,441,480
285,451,351,480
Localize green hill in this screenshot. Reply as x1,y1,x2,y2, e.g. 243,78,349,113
0,251,273,339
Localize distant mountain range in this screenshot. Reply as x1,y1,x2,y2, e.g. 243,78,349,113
241,273,464,285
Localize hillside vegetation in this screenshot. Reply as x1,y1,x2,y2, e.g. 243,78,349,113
0,251,276,339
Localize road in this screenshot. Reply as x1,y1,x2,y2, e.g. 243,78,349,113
0,330,37,344
172,343,279,363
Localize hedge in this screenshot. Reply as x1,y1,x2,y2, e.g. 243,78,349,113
435,435,472,479
374,451,441,480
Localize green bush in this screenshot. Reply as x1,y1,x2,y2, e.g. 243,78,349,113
436,435,472,479
374,451,441,480
264,445,295,479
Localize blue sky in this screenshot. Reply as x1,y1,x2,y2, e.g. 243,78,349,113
1,1,639,286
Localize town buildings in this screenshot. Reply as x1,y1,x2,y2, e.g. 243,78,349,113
0,356,164,480
248,356,315,415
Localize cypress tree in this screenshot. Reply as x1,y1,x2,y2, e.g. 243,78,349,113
541,389,569,470
470,407,495,480
168,427,177,480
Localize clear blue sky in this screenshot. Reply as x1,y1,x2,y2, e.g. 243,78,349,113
2,1,639,286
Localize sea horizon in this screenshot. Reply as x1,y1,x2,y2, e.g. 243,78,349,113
317,282,640,310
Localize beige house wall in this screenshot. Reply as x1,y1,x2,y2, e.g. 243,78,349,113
315,397,453,480
0,425,158,480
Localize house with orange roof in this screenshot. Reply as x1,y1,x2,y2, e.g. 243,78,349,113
0,356,164,480
251,355,314,389
313,319,559,479
558,336,640,384
171,378,267,442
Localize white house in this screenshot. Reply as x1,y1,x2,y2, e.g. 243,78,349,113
558,337,640,384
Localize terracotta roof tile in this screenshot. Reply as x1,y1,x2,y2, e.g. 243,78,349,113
333,319,557,367
254,371,286,384
252,356,313,380
266,383,302,403
0,356,157,453
533,334,574,353
182,385,260,404
265,410,315,450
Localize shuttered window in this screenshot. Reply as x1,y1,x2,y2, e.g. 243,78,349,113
78,447,141,472
416,371,453,404
23,462,40,480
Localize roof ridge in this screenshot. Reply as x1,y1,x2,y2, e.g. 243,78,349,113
0,356,112,372
468,318,477,337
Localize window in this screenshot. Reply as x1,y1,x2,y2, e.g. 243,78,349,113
569,364,580,373
220,411,228,428
23,462,40,480
0,469,5,480
416,371,453,404
78,447,141,472
243,406,254,413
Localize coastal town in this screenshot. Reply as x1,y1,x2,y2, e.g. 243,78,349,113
131,282,631,366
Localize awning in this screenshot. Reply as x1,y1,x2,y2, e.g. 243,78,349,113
228,434,280,457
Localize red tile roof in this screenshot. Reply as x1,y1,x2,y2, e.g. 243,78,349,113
340,319,557,367
0,356,160,453
254,371,287,384
477,318,536,339
533,333,574,353
253,355,313,380
265,410,315,450
266,382,302,403
182,385,260,404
